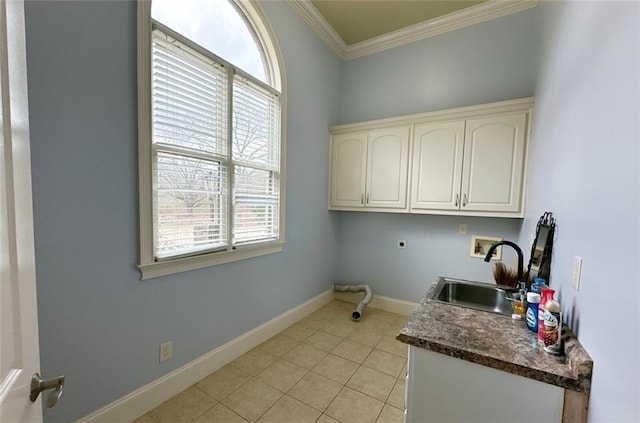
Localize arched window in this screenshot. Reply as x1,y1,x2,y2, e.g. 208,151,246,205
137,0,285,279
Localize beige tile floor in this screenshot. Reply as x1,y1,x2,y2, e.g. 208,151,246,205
133,300,408,423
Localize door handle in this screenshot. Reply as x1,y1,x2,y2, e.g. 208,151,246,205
30,373,65,408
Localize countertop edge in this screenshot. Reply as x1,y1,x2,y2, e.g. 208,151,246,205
397,332,592,393
396,279,593,394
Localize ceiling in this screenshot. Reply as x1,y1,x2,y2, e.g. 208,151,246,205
311,0,487,45
286,0,536,60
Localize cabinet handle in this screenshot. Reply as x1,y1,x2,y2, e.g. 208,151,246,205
462,194,468,207
455,194,459,207
361,194,364,205
366,193,370,204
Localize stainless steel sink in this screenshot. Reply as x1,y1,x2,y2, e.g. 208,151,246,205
427,277,514,315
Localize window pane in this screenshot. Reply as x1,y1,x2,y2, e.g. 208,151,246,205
155,152,228,258
233,165,278,245
152,30,228,156
233,75,279,168
152,0,267,83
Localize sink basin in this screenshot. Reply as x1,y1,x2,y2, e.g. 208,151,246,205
427,277,514,315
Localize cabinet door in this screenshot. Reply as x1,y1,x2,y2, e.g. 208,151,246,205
330,132,368,208
367,127,410,209
461,112,527,213
410,121,465,210
406,346,563,423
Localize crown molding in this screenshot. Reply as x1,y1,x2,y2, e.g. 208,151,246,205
285,0,537,61
329,97,534,133
284,0,348,58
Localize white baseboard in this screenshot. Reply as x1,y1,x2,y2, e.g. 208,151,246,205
76,288,416,423
332,291,419,316
76,289,334,423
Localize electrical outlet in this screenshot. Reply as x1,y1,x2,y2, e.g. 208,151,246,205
458,224,468,235
159,341,173,362
397,240,407,249
571,256,583,291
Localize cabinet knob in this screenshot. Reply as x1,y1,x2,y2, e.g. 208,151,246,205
455,194,459,207
462,194,468,207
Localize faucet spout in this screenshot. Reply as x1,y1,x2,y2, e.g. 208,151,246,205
484,241,525,284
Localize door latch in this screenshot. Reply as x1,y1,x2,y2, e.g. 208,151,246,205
30,373,65,408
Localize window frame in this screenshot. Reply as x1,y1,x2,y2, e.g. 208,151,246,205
137,0,287,280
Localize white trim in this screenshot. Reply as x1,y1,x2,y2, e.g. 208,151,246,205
283,0,346,58
75,289,335,423
139,242,284,280
137,0,153,267
286,0,537,60
136,0,288,279
332,291,419,317
401,208,525,219
330,97,534,134
343,0,538,60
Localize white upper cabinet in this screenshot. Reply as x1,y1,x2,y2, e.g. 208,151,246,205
367,127,410,209
461,113,527,213
329,126,410,211
411,121,465,210
328,97,532,217
411,112,528,216
330,132,367,208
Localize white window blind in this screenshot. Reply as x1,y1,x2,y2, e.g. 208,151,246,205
154,152,228,258
232,75,280,246
152,29,229,259
152,31,228,156
150,25,281,260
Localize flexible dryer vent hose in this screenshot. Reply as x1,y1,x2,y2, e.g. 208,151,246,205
333,284,373,321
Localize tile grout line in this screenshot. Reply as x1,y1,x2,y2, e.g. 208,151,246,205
250,387,285,423
192,384,220,421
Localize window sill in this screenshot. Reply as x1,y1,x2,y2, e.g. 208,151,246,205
138,241,284,280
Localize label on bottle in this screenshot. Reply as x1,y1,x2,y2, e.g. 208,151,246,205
542,310,562,354
537,309,546,343
525,305,537,332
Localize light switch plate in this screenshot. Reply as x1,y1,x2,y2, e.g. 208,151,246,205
458,224,468,235
572,256,582,291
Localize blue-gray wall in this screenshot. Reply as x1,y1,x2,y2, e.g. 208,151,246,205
23,1,640,422
519,2,640,421
336,213,522,301
336,9,538,301
340,8,538,123
24,1,342,421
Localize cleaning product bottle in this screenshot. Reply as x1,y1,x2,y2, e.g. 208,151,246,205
525,292,540,332
538,288,555,345
542,298,562,354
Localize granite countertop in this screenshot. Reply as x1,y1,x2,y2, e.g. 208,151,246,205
396,281,593,393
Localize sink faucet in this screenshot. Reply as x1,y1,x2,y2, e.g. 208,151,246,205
484,241,525,288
